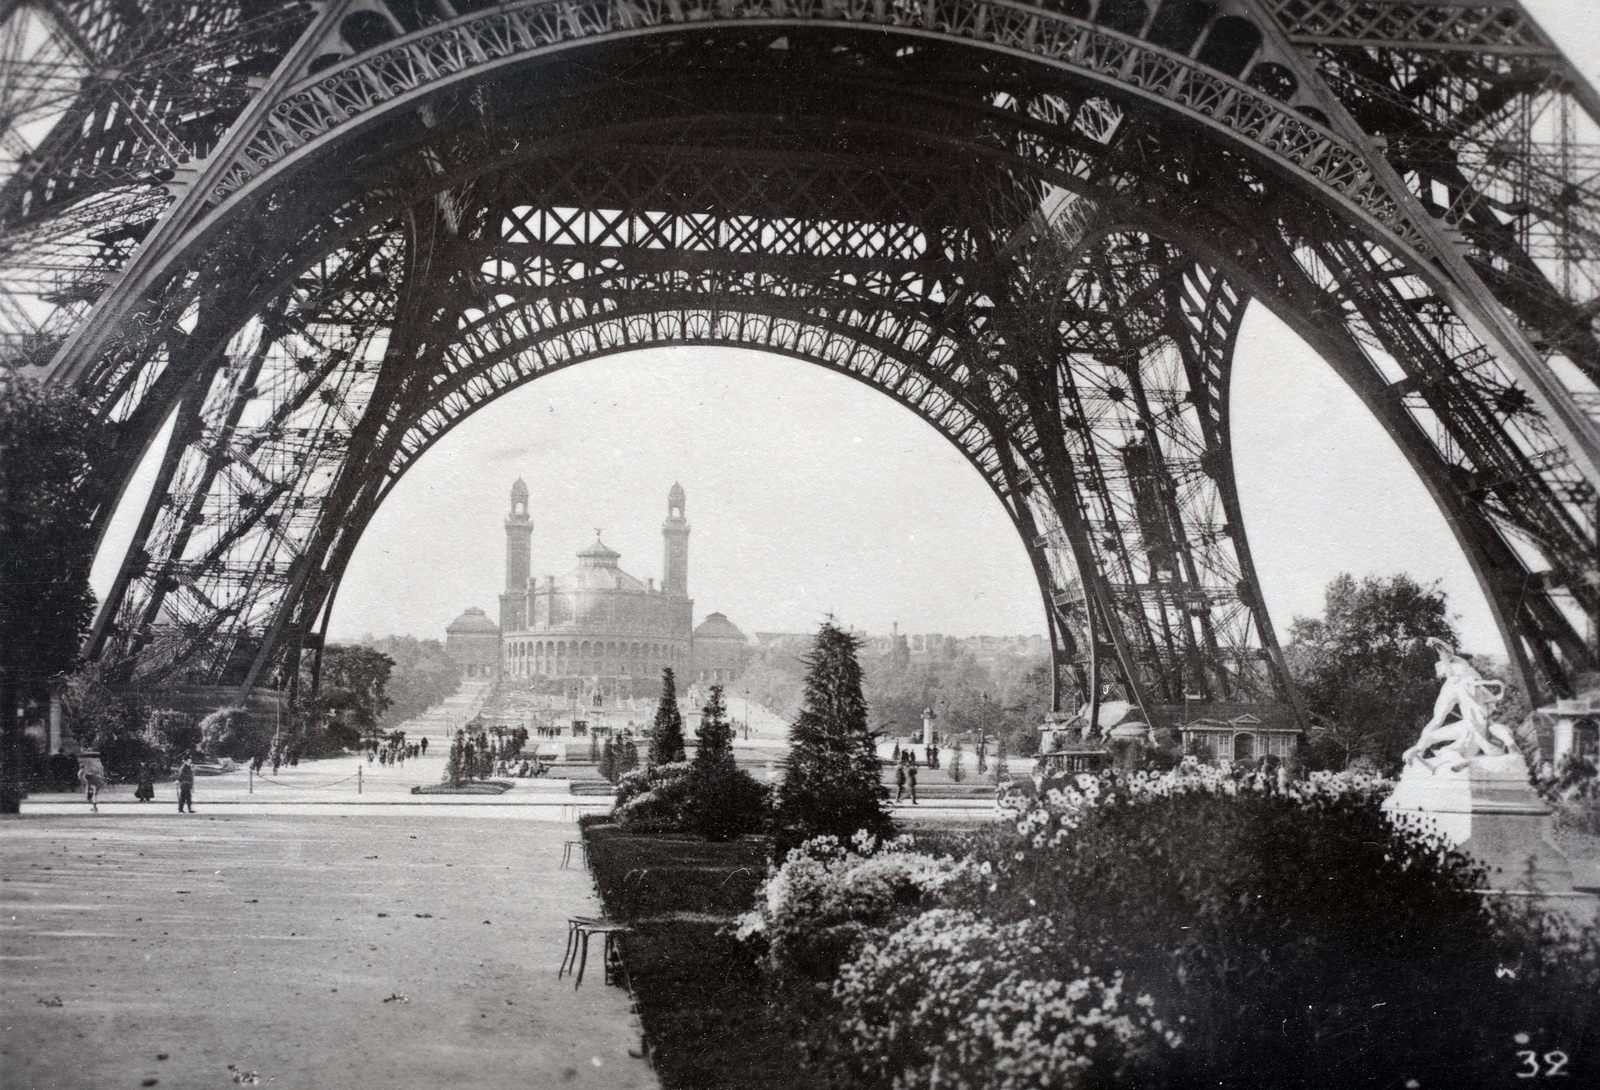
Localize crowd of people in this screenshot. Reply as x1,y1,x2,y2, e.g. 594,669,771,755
367,734,427,768
891,741,942,769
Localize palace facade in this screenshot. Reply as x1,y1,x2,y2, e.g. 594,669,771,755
446,481,750,698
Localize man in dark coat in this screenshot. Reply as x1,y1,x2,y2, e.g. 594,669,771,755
176,759,196,813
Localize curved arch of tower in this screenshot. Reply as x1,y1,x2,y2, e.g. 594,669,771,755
6,0,1600,724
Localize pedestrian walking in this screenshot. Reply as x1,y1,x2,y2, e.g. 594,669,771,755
177,758,196,813
78,754,107,813
894,757,907,801
906,758,918,805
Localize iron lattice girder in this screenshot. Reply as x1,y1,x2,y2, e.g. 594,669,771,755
32,0,1600,514
13,0,1598,703
86,161,1291,715
72,148,1574,697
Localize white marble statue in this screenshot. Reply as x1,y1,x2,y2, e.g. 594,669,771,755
1401,638,1523,772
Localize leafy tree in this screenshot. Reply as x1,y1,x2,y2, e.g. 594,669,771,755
365,635,460,727
199,706,270,762
146,708,200,762
649,666,686,766
1285,573,1458,771
774,621,892,849
56,667,157,779
1,375,102,811
313,644,394,751
688,684,768,841
862,640,1050,762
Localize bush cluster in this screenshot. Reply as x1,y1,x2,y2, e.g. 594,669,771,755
832,909,1177,1090
743,761,1600,1090
613,684,769,840
613,761,694,833
735,833,971,981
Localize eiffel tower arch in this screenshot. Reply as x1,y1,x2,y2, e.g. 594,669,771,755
5,2,1600,725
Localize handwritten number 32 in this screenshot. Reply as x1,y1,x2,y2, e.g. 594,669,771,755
1516,1051,1570,1078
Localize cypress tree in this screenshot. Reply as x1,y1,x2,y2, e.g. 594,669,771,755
688,684,767,841
693,684,735,771
649,667,686,766
775,621,892,848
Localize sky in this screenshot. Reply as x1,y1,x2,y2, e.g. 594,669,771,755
92,1,1600,661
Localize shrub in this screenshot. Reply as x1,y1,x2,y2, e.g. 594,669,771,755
613,760,693,832
1555,797,1600,837
199,707,267,762
688,761,769,842
947,761,1600,1089
686,685,768,841
736,833,971,982
146,708,200,762
830,909,1179,1090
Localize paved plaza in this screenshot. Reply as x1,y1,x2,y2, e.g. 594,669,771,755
0,808,657,1090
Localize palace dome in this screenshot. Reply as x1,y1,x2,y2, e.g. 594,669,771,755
446,607,499,634
693,612,747,643
555,536,646,592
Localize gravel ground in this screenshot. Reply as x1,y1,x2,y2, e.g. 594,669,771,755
0,813,656,1090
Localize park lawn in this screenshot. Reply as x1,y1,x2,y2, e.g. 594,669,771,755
581,822,831,1090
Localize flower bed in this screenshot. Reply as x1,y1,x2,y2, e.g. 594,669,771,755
580,820,830,1090
740,761,1600,1089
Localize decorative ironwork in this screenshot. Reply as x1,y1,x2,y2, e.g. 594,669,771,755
4,0,1599,717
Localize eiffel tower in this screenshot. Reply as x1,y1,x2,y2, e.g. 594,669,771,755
5,1,1600,726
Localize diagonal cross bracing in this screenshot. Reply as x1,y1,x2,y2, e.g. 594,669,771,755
6,0,1599,711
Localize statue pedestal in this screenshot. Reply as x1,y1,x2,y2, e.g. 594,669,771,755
1382,754,1577,893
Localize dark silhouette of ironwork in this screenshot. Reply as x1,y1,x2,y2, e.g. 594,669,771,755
5,1,1600,726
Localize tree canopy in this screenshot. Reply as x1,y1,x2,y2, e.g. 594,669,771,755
0,375,100,685
1,375,103,810
364,634,460,728
314,644,395,749
1285,573,1458,771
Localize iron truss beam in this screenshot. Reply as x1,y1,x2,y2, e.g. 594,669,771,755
6,0,1597,709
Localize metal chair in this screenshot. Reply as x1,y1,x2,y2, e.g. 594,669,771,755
558,917,631,988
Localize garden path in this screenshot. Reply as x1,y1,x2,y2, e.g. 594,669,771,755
0,812,657,1090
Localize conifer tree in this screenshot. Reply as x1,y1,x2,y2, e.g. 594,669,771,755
687,684,767,841
649,667,686,766
775,621,892,848
693,685,735,771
